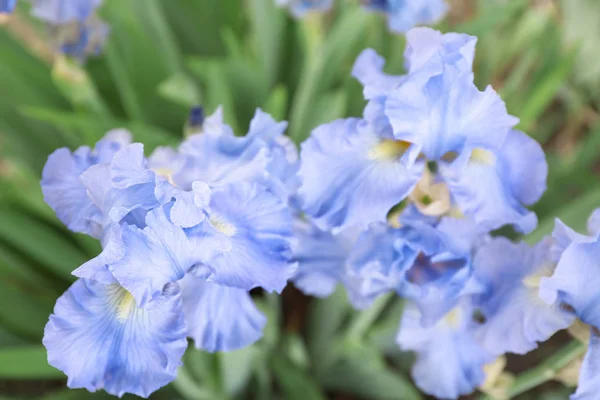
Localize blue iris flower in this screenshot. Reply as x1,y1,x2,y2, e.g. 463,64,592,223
42,107,297,396
301,27,540,234
362,0,448,33
346,217,477,325
0,0,16,13
397,302,494,399
471,237,574,355
43,280,187,398
276,0,332,17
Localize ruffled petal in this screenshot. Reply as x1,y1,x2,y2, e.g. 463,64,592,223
472,238,573,355
201,183,296,293
43,280,187,398
291,219,360,298
175,130,269,189
397,303,493,399
440,136,543,233
539,238,600,328
299,118,421,232
41,147,102,237
77,205,230,307
180,275,266,352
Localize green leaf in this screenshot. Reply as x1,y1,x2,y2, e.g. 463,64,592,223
158,73,202,108
220,346,258,396
0,208,87,282
271,354,326,400
305,287,351,377
527,187,600,245
0,346,64,379
321,342,422,400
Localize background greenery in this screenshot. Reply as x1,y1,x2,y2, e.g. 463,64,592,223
0,0,598,398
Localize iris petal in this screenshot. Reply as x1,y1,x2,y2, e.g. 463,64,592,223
43,280,187,398
181,275,266,352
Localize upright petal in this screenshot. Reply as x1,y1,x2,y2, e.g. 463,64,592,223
386,69,517,162
43,280,187,398
180,275,266,352
397,303,493,399
352,49,405,100
0,0,16,13
201,182,296,293
299,118,421,232
587,208,600,237
404,27,476,77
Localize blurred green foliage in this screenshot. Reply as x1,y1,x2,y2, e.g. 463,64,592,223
0,0,598,399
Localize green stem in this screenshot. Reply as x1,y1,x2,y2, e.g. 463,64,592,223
345,293,394,342
480,340,587,399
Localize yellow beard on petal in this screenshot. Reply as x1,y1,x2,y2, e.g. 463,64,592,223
153,167,176,186
470,148,497,166
114,287,137,323
209,214,237,237
368,139,411,161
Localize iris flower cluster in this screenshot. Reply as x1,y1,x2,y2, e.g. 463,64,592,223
41,109,299,397
0,0,108,60
39,22,600,399
278,0,447,33
292,27,599,399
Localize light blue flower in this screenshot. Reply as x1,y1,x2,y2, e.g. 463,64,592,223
440,129,547,233
43,280,187,398
346,217,475,324
291,219,360,298
180,275,266,352
397,302,494,399
471,237,573,355
0,0,16,13
41,130,133,238
32,0,103,24
362,0,448,34
195,182,297,293
572,332,600,400
75,204,230,307
299,118,422,232
276,0,332,17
